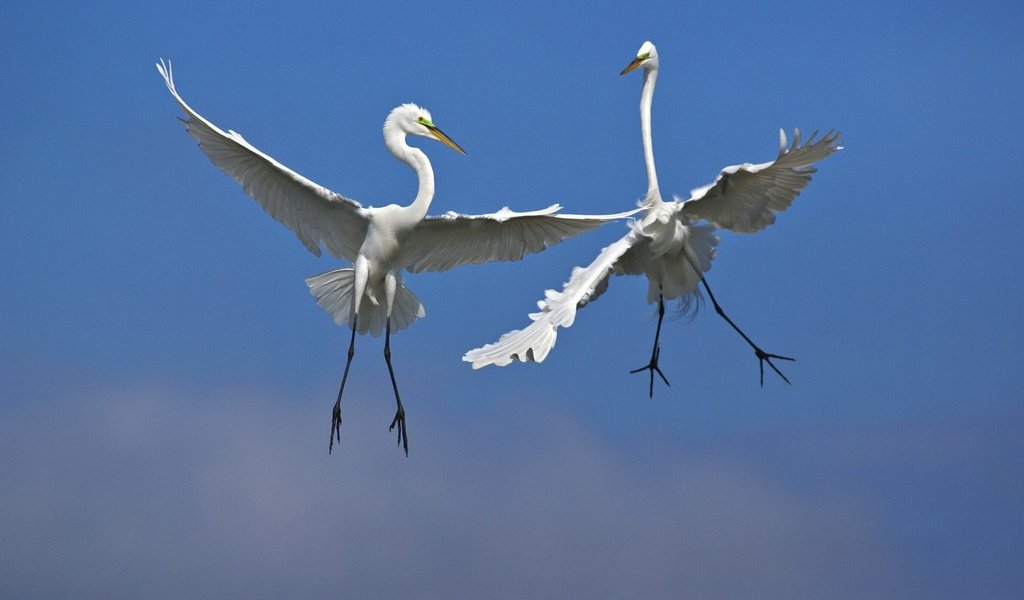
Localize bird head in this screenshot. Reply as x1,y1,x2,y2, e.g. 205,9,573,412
386,103,466,154
620,41,659,75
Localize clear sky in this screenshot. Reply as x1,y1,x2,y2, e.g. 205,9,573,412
2,1,1022,597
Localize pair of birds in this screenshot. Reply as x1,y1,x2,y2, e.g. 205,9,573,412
157,41,840,455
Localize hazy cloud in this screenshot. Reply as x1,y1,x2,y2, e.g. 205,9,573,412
0,384,926,599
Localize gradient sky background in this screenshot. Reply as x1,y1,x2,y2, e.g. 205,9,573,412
3,1,1022,598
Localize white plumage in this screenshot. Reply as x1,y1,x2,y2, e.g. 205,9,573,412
464,42,841,394
156,60,634,453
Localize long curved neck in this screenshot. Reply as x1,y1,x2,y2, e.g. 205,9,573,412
639,65,660,203
384,127,434,219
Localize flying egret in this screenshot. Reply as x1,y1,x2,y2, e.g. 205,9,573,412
464,42,841,396
156,60,634,454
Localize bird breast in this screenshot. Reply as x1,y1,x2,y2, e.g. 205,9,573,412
359,206,418,270
634,206,690,258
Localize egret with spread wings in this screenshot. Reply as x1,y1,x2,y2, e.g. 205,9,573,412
464,42,841,396
157,60,632,454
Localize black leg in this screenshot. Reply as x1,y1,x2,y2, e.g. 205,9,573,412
630,292,671,398
329,316,358,454
383,318,409,456
700,277,795,386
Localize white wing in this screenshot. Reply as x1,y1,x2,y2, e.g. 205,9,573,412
680,129,842,233
400,204,640,273
157,60,368,260
463,230,641,368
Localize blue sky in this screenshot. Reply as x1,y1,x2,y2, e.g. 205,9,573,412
2,1,1022,597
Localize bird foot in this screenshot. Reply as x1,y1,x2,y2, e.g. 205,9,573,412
329,400,343,454
389,406,409,456
753,346,795,387
629,345,671,398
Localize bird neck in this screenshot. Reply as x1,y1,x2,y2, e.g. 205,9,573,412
639,66,661,204
385,128,435,218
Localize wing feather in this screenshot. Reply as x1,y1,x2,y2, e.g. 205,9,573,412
400,205,639,273
680,129,842,233
462,230,641,368
157,60,368,260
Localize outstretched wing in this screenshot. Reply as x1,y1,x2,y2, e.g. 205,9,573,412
399,204,640,273
463,230,641,368
157,59,369,260
680,129,842,233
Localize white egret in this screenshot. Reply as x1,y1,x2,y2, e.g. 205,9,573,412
464,42,841,396
156,60,634,453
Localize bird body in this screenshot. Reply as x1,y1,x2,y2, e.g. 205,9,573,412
622,195,719,306
465,42,840,392
156,60,634,451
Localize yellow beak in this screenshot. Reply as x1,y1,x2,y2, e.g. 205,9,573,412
620,56,646,76
427,125,466,155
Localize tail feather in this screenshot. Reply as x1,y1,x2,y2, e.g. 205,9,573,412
305,268,425,337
